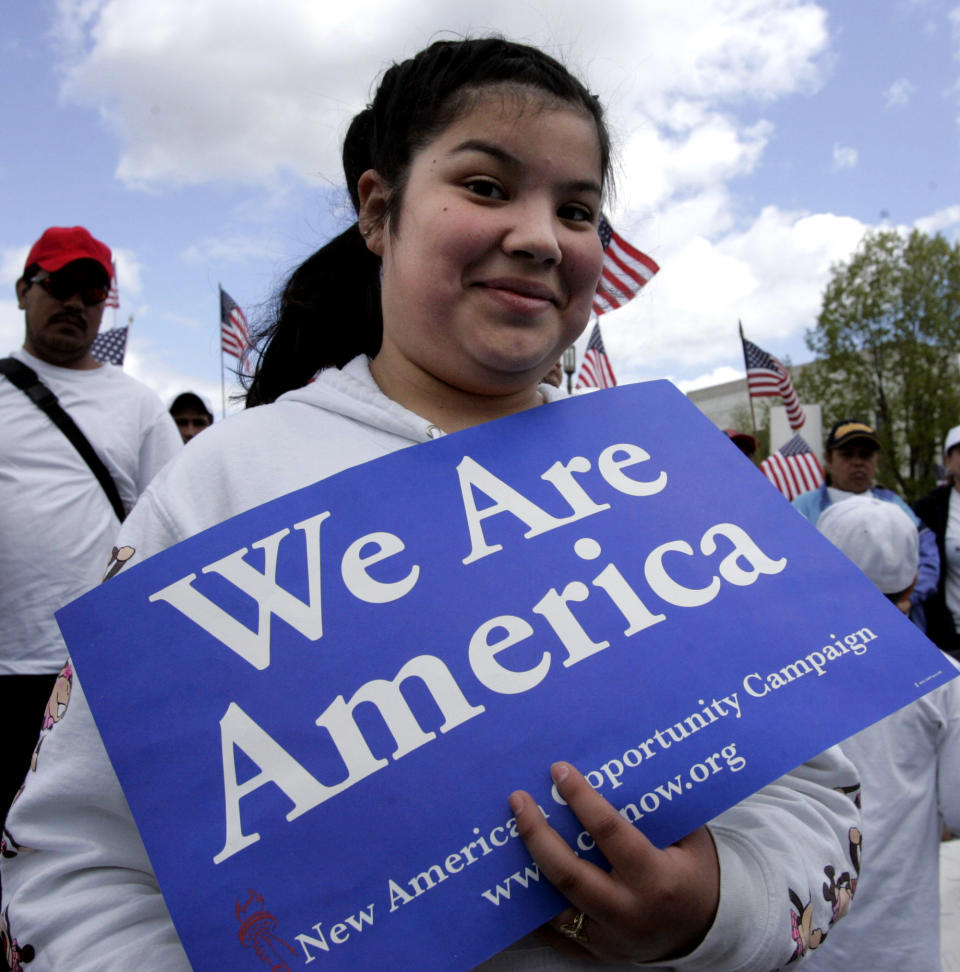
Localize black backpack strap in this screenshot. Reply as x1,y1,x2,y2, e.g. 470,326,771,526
0,357,127,522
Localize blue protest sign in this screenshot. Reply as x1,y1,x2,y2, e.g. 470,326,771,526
57,381,953,971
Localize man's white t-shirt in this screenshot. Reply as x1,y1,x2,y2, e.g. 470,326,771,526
0,348,182,673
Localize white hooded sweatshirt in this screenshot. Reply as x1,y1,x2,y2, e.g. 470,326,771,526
1,357,861,971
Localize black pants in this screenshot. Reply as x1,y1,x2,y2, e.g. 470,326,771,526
1,673,56,969
1,673,58,826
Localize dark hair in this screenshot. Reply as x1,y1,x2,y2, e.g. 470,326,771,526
170,392,213,420
245,37,611,406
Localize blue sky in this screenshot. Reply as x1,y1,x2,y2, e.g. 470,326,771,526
2,0,958,415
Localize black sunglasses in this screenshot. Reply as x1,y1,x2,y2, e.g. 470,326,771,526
29,270,110,307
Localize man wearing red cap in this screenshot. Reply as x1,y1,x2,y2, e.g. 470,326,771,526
16,225,115,369
0,227,181,819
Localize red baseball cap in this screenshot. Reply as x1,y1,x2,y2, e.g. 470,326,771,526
24,226,113,280
724,429,758,453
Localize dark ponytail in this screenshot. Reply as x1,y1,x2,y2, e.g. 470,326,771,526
246,36,611,407
245,225,381,407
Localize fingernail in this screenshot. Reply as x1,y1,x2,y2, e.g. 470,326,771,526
509,792,524,815
551,761,570,785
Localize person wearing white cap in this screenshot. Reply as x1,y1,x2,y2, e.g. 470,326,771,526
807,495,960,971
168,391,214,443
819,495,920,610
914,425,960,659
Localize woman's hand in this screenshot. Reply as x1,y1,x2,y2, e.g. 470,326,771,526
509,762,720,965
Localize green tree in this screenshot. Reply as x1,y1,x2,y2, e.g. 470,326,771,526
797,228,960,501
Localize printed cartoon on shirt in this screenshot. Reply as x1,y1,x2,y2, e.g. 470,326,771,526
1,905,34,972
29,661,73,772
103,544,136,582
823,827,862,924
785,788,862,962
1,661,75,860
787,887,825,962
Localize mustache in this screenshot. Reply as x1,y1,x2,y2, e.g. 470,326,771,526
48,311,87,329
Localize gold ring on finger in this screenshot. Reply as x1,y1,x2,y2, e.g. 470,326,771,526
559,911,589,943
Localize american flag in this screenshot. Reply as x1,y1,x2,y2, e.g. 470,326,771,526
220,286,251,365
593,215,659,317
760,433,823,501
575,323,616,389
90,325,128,366
105,261,120,309
741,335,805,430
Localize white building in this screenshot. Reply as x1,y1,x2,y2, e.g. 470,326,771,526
686,373,822,461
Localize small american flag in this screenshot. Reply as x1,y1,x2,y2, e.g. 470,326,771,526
90,325,128,366
105,261,120,309
220,286,251,365
760,433,823,501
575,323,616,389
593,214,659,317
741,335,805,430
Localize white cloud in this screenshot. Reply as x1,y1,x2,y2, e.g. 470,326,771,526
831,144,858,170
182,235,285,267
915,204,960,234
0,246,29,287
0,299,23,354
884,77,917,106
617,116,771,213
51,0,831,189
589,0,829,120
674,365,745,393
603,205,867,382
111,248,142,298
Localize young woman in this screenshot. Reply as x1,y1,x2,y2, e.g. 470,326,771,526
1,38,861,971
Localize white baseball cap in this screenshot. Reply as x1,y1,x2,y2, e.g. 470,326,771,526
816,496,918,594
945,425,960,456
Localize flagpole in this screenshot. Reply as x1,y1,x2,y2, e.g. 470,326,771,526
738,320,759,440
111,260,118,329
220,358,227,420
219,284,227,420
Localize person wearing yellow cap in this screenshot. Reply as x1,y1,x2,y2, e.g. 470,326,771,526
792,418,939,631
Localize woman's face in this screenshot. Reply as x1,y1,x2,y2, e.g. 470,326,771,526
362,87,605,399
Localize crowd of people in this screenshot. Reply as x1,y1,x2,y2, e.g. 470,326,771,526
0,35,956,972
